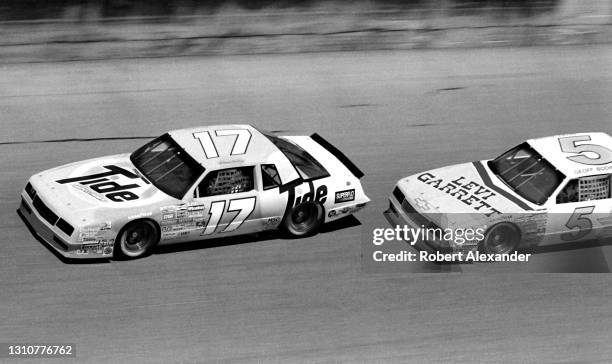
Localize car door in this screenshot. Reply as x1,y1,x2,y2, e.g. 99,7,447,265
190,166,259,239
544,175,612,245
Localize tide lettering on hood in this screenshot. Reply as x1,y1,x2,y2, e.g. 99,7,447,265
417,172,502,217
56,165,141,202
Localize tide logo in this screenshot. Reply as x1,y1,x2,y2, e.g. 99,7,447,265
56,165,142,202
293,184,327,207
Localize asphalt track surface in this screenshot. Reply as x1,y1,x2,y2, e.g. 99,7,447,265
2,45,612,363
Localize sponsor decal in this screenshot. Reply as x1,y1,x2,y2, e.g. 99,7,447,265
77,239,114,255
327,204,366,219
187,205,205,218
293,183,328,207
265,216,281,227
509,212,547,245
128,211,152,220
162,231,179,239
72,184,105,201
335,189,355,203
160,203,208,239
161,204,204,225
417,172,501,217
78,222,112,241
56,165,142,202
278,181,328,221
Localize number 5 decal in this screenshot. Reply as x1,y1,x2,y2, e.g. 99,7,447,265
201,197,256,235
561,206,595,241
194,129,252,159
559,135,612,165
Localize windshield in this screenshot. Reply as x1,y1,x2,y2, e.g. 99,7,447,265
264,133,329,180
130,134,204,199
488,143,564,205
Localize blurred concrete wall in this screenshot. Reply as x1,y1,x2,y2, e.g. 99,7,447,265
0,0,610,63
0,1,564,21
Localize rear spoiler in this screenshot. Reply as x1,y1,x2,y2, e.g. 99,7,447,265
310,133,364,178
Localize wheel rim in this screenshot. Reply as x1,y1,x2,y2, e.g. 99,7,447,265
485,224,518,254
289,204,318,233
121,221,156,257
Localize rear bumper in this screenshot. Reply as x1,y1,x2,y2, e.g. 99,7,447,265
18,194,113,259
326,201,369,222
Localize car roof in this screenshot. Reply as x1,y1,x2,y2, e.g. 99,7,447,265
168,124,300,182
526,132,612,179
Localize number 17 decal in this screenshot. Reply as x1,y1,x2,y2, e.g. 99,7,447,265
201,197,256,235
194,129,252,159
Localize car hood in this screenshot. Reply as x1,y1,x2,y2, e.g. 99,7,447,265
29,154,164,219
396,161,536,226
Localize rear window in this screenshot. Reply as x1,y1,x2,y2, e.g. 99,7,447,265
264,134,329,180
261,164,282,189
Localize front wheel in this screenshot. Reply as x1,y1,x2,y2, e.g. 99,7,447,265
480,222,521,254
114,220,159,259
283,202,323,237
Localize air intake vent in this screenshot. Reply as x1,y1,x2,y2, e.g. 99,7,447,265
53,236,68,251
56,219,75,236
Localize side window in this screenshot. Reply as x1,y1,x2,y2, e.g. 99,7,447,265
261,164,281,190
195,167,254,198
556,179,578,204
556,175,610,203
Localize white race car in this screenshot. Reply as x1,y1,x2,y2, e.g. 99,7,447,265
19,125,369,259
386,132,612,255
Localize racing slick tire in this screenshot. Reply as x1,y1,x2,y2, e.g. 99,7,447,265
480,222,521,254
283,202,324,237
114,219,160,260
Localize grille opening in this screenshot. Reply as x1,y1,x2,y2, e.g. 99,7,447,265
25,182,36,199
57,219,75,236
53,236,69,251
32,196,59,225
20,198,32,214
392,186,405,203
388,202,398,214
401,200,433,227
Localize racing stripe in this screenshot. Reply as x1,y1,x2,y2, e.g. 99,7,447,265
472,161,533,211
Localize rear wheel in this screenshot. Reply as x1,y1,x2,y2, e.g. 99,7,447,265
114,220,159,259
481,222,520,254
283,202,323,237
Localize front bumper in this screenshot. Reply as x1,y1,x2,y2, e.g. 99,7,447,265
18,192,113,259
384,194,452,253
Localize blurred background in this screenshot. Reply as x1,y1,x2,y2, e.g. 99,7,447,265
1,0,611,62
